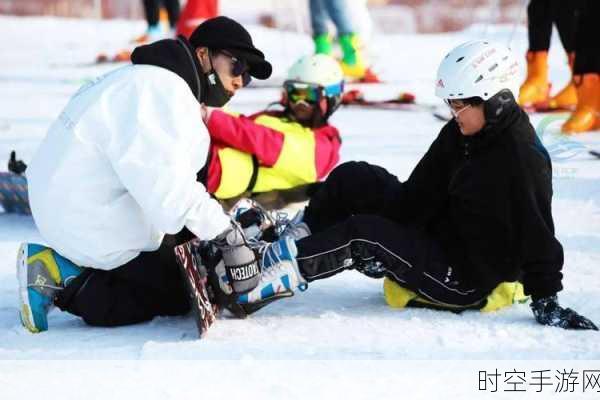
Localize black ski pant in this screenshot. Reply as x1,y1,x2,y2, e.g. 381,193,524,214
527,0,580,53
54,230,194,327
143,0,180,28
303,161,400,234
573,0,600,74
299,161,488,308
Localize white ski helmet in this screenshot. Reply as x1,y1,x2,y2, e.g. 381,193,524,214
286,54,344,88
435,40,520,101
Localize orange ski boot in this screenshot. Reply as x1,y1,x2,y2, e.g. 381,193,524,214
518,51,550,108
562,74,600,134
549,52,577,110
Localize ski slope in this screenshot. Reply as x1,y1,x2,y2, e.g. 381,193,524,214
1,16,599,399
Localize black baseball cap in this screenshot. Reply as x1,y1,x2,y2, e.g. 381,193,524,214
189,16,272,80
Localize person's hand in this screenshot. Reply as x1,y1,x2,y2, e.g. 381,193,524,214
8,151,27,175
201,104,215,124
530,295,598,330
211,222,260,295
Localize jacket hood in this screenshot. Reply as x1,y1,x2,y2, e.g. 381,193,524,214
131,36,206,103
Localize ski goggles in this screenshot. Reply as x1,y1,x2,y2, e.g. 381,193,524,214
217,50,251,86
284,80,344,104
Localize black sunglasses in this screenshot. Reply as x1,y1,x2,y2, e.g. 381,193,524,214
216,50,251,86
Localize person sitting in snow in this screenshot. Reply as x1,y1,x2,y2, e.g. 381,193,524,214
229,41,598,331
204,53,343,210
17,16,275,333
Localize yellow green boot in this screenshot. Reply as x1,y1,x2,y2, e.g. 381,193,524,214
338,33,367,80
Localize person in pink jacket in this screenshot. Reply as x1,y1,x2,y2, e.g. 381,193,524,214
203,53,344,209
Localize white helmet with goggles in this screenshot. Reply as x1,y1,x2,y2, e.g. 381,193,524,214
284,54,344,120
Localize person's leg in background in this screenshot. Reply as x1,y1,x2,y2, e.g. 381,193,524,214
562,0,600,133
309,0,376,81
519,0,553,107
142,0,162,38
322,0,365,78
309,0,333,55
547,0,581,110
162,0,181,32
138,0,175,42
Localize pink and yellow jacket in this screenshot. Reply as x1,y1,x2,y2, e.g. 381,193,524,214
206,109,341,199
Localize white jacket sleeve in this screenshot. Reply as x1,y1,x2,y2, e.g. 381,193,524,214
103,67,230,240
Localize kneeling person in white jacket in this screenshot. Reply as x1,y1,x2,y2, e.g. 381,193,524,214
17,17,272,333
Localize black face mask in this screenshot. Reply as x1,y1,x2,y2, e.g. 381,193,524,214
203,70,232,107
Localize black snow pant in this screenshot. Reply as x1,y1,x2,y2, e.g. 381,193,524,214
54,229,194,327
573,0,600,74
527,0,580,53
143,0,180,28
298,162,488,309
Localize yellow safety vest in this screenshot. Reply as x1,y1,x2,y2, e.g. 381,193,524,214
214,115,318,200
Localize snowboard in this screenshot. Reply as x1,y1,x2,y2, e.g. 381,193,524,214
174,239,218,337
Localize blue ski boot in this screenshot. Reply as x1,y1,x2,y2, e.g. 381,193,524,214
237,236,307,314
17,243,82,333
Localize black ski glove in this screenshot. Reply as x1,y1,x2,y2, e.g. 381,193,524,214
211,222,260,295
8,151,27,175
530,295,598,331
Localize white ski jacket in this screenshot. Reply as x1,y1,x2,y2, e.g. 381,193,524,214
27,64,231,269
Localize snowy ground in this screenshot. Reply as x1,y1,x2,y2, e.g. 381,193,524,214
1,16,599,399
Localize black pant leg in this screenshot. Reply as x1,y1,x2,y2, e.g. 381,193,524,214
553,0,581,53
54,237,190,327
142,0,160,26
527,0,554,52
573,0,600,74
296,214,487,307
162,0,180,28
297,215,427,287
304,161,401,233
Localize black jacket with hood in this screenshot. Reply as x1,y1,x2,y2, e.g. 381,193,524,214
382,102,563,300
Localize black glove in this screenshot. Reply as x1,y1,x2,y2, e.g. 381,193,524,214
211,222,260,295
530,295,598,331
8,151,27,175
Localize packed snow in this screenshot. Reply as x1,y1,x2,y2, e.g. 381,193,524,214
0,15,599,399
